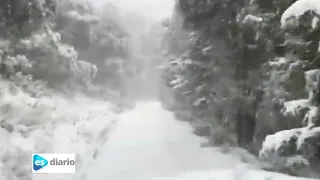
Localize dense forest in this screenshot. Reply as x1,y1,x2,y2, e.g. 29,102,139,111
161,0,320,178
1,0,320,179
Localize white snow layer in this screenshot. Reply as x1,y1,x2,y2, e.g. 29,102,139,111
260,126,320,158
303,106,318,125
260,128,301,155
281,0,320,27
282,99,309,116
312,17,319,28
242,14,263,24
193,97,208,107
269,57,289,67
66,10,99,23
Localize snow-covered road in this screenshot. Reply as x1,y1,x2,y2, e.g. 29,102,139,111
0,88,314,180
81,101,313,180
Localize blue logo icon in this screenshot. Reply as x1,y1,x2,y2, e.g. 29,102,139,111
33,154,48,171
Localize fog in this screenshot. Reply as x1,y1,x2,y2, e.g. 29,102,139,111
88,0,174,101
91,0,174,20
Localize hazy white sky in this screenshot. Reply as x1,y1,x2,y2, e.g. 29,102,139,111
90,0,174,20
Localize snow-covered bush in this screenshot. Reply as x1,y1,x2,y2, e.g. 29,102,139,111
11,25,98,90
256,1,320,177
260,68,320,174
0,78,119,180
259,126,320,176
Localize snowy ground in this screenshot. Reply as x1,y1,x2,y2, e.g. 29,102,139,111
0,83,316,180
77,101,316,180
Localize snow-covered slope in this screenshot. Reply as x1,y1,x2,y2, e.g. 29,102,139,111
0,79,119,180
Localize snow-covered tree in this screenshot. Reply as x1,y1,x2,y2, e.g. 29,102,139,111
0,0,136,98
161,0,320,178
